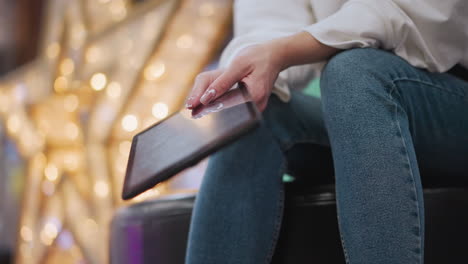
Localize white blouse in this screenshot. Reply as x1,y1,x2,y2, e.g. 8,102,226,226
219,0,468,101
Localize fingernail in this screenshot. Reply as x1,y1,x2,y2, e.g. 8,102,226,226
200,89,216,104
192,114,203,119
185,97,194,109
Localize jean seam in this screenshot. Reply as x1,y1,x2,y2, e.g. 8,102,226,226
393,77,465,98
339,231,351,264
335,185,351,264
389,82,423,264
264,160,286,264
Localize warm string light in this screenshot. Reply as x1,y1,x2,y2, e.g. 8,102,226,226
0,89,10,113
86,46,101,63
94,180,109,198
6,114,21,134
47,42,61,59
44,163,59,182
40,221,59,246
64,94,79,112
109,0,127,21
152,102,169,119
106,82,121,98
42,181,56,196
20,226,33,242
119,140,131,156
65,122,80,140
144,61,166,81
63,153,80,171
54,76,68,93
176,34,194,49
90,72,107,91
0,0,233,263
121,114,138,132
60,58,75,75
199,2,215,17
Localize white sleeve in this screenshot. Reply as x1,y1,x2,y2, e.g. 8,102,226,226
305,0,468,72
219,0,321,102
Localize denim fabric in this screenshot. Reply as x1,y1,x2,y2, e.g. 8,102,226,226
185,48,468,264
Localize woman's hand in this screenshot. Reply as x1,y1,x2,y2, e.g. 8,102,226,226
185,42,285,112
185,32,338,112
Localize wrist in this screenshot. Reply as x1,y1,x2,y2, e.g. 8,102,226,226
267,38,292,71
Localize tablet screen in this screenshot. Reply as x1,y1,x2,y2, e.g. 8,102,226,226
122,87,260,199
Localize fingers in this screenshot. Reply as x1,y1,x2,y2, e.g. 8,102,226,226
185,69,223,110
241,75,271,112
199,62,250,105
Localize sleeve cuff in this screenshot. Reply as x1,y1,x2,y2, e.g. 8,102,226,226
304,0,391,50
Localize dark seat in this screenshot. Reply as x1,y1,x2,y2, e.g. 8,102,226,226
110,181,468,264
0,247,12,264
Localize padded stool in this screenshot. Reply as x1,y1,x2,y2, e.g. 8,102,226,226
110,185,468,263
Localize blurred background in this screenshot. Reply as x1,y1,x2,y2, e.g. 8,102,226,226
0,0,232,263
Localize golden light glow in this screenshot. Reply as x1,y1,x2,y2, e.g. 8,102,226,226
116,155,128,173
176,34,194,49
64,94,79,112
65,122,80,140
199,3,215,17
119,140,132,156
144,61,165,81
45,163,59,182
6,114,21,134
40,230,53,246
71,24,86,48
40,222,59,245
46,42,61,59
32,153,47,168
90,73,107,91
110,0,127,21
121,39,133,54
84,218,98,231
152,102,169,119
54,76,69,93
42,180,55,196
121,114,138,132
19,243,32,258
44,223,59,238
143,117,156,128
0,0,233,262
0,91,10,113
86,46,101,63
94,180,109,198
20,226,33,242
60,58,75,75
133,188,161,202
106,82,122,98
64,153,79,171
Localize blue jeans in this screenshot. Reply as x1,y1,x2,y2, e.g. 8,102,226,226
185,48,468,264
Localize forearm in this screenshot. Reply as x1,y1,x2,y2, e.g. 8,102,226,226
268,31,340,71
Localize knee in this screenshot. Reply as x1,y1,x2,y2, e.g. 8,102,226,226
321,48,393,97
319,48,398,127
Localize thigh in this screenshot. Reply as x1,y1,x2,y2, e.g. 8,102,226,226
263,91,330,149
394,69,468,180
321,48,468,181
263,92,334,183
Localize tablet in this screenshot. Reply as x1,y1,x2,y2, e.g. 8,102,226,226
122,86,261,200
